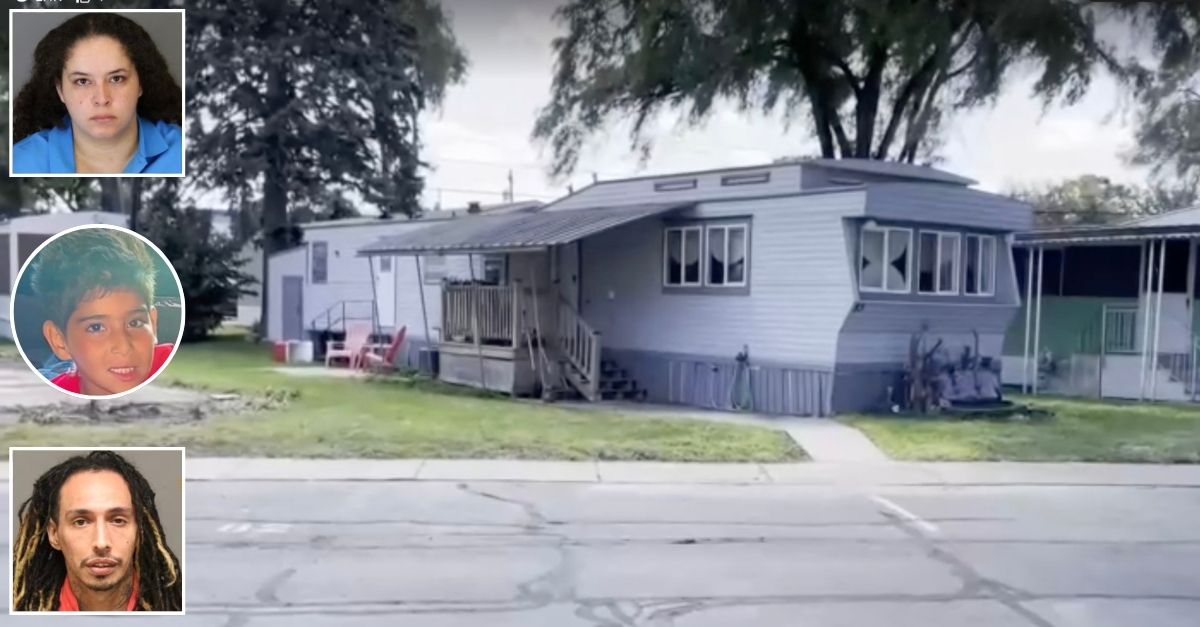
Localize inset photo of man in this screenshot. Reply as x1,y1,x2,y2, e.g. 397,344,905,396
9,448,185,614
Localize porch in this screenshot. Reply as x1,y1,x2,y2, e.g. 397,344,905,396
358,203,685,401
1009,222,1200,403
437,280,603,400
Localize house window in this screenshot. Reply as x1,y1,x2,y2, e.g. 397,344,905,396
311,241,328,284
860,226,911,293
482,255,506,284
654,178,698,192
918,231,960,294
663,226,703,286
721,171,770,186
379,256,392,273
965,234,997,296
706,224,748,286
422,255,447,284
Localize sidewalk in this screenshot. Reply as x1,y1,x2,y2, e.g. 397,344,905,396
6,458,1197,487
556,400,890,462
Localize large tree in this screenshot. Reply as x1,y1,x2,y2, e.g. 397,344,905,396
534,0,1124,177
1125,2,1200,193
138,180,256,341
186,0,465,327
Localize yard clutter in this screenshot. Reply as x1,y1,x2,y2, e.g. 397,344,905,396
898,329,1004,414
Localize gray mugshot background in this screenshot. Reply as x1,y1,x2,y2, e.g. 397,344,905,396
10,449,183,559
10,10,184,93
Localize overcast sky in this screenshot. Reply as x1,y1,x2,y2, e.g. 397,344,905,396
419,0,1152,210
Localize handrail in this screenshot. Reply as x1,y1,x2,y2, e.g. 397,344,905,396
557,295,601,401
441,284,517,345
309,299,374,333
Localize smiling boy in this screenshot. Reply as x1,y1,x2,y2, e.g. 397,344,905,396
30,228,173,396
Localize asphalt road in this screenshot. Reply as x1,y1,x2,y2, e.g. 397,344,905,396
3,477,1199,625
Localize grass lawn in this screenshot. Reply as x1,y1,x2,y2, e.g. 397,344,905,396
0,333,804,462
0,337,17,360
846,395,1200,463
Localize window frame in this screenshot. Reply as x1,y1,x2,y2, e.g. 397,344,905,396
310,241,328,285
662,225,704,288
917,230,961,296
421,254,448,285
859,225,913,294
964,233,997,297
704,223,750,288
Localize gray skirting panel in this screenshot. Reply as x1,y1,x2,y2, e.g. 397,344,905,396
606,348,835,417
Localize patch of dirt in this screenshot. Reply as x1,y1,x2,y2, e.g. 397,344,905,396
14,389,296,426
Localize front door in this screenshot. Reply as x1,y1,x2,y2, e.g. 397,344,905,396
374,255,395,328
282,275,303,340
557,242,581,311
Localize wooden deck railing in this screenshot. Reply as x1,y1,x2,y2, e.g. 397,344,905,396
441,284,519,346
557,296,601,401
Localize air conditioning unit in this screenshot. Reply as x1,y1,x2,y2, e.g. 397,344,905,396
418,348,440,376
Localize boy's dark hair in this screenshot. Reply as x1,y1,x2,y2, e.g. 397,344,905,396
14,12,182,142
31,229,157,331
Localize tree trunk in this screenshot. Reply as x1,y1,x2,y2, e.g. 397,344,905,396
100,179,123,214
260,56,289,336
129,179,142,233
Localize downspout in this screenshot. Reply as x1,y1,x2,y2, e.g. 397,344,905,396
414,256,432,365
368,255,380,346
1151,239,1167,401
1022,246,1034,394
1032,246,1045,395
468,253,487,391
1140,240,1156,400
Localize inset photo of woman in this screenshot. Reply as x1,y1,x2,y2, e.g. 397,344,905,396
8,10,185,176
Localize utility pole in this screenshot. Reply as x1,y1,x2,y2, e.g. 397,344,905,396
506,169,514,203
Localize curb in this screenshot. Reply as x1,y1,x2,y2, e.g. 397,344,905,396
5,459,1200,488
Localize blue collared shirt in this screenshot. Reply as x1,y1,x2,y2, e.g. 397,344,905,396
12,115,183,175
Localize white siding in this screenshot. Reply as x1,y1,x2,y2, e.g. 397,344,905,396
546,164,803,211
265,220,481,346
266,247,306,341
835,301,1017,364
392,253,475,347
574,190,866,366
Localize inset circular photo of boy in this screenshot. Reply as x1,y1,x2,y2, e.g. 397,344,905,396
8,225,185,399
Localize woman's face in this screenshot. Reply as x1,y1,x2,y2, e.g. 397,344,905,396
55,35,143,142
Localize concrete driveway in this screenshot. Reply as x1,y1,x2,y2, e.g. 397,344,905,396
0,359,207,424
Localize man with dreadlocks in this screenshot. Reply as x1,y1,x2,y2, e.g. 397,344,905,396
12,450,182,612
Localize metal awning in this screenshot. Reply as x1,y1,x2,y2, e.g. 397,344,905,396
358,202,689,256
1016,223,1200,246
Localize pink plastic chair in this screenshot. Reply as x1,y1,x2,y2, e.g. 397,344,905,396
325,322,371,369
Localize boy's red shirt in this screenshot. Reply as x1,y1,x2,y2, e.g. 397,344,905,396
50,343,174,394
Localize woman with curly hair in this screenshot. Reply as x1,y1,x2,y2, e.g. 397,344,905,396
11,13,182,175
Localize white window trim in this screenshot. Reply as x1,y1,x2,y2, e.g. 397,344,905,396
964,234,997,297
704,223,749,288
859,225,912,294
917,230,960,295
663,225,703,287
